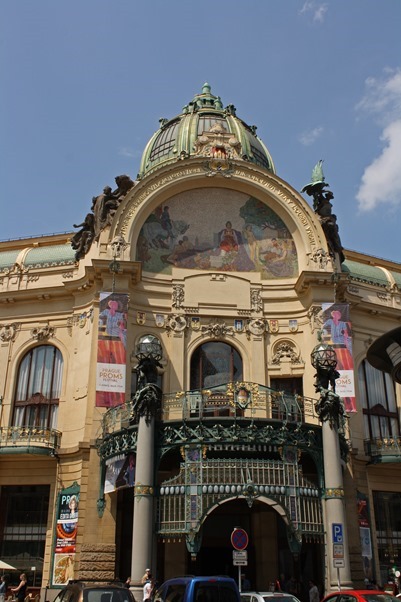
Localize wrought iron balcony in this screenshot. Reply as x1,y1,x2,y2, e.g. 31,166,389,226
0,425,61,455
100,382,320,438
364,436,401,463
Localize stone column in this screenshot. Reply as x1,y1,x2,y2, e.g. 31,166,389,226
322,418,352,591
311,341,353,592
130,412,155,588
129,349,162,601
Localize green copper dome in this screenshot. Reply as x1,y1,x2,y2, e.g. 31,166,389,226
138,83,275,179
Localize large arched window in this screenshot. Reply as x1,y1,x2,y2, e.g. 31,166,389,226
190,341,242,389
358,359,399,440
13,345,63,429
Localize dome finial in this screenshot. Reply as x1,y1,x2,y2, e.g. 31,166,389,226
202,82,211,94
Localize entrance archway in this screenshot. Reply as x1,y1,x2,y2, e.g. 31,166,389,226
190,498,323,599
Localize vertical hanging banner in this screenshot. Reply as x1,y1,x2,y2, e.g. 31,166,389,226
96,292,129,407
52,484,79,586
322,303,356,412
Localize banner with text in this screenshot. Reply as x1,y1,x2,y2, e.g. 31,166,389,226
322,303,356,412
96,292,129,407
52,486,79,586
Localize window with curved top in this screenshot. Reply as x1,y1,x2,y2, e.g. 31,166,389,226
358,359,399,440
13,345,63,429
190,341,242,389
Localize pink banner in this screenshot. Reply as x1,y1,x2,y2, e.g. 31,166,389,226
322,303,356,412
96,292,129,407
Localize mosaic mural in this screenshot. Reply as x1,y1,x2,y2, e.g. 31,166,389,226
136,188,298,278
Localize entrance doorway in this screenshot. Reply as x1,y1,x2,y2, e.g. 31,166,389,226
191,499,291,591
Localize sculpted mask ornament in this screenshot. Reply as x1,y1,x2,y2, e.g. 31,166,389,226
271,341,303,366
0,323,20,342
31,324,55,341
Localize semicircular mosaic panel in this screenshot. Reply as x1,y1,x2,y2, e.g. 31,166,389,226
136,188,298,278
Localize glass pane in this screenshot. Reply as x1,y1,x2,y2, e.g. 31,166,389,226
385,373,396,412
190,342,243,389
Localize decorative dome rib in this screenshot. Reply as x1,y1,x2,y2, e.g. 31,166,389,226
138,83,275,179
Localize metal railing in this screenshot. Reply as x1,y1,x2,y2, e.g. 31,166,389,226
364,436,401,461
100,382,320,437
0,426,61,451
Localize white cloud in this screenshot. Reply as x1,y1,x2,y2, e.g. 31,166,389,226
356,120,401,210
299,1,328,23
299,126,323,146
356,68,401,211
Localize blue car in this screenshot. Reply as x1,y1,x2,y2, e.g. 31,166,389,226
154,576,241,602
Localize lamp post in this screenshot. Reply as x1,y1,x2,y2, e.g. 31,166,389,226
130,336,163,596
311,338,353,591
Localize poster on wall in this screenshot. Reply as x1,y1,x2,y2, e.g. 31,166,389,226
104,453,136,493
96,292,129,407
357,492,374,582
321,302,356,412
52,485,79,586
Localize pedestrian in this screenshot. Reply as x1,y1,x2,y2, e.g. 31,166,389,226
309,580,319,602
124,577,131,589
0,576,8,602
141,569,151,585
143,573,153,602
11,574,27,602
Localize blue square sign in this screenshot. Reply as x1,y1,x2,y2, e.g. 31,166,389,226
332,523,343,544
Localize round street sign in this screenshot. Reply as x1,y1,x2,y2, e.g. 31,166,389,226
231,527,249,550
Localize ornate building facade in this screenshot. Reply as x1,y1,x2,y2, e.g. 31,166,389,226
1,84,401,599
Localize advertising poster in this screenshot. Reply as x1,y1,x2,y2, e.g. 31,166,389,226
357,492,374,581
96,292,129,407
104,453,136,493
321,303,356,412
52,488,79,586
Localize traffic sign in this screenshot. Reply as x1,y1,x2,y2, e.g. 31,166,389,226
231,527,249,550
333,559,345,568
333,544,344,559
233,550,248,560
332,523,343,544
233,559,248,566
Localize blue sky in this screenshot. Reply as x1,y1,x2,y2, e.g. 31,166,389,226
1,0,401,262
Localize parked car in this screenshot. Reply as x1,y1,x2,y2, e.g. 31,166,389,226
154,575,241,602
53,581,135,602
240,592,301,602
321,590,400,602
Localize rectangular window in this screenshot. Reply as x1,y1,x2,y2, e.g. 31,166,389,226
0,485,50,585
373,491,401,586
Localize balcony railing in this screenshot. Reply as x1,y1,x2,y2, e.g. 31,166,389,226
0,426,61,453
100,382,320,437
364,436,401,462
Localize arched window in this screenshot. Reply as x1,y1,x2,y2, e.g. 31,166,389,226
13,345,63,429
190,341,242,389
358,359,399,440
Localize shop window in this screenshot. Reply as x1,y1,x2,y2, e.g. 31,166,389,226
13,345,63,429
0,484,49,586
190,341,242,390
358,360,399,440
373,491,401,587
